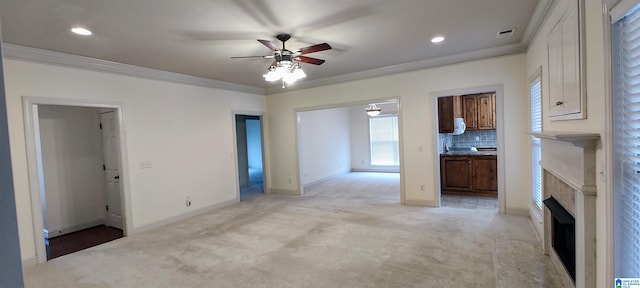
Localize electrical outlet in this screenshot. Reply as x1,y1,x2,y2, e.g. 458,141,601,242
420,185,425,191
186,197,191,207
475,136,480,142
288,178,292,184
140,160,152,169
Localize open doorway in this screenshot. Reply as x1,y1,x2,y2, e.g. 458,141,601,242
36,105,124,260
24,97,130,264
433,86,506,213
235,114,265,201
295,99,403,203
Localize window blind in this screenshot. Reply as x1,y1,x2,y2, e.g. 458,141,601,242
614,3,640,277
530,76,543,210
369,115,399,166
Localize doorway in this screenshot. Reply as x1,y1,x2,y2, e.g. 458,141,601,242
295,99,403,202
24,97,130,263
36,105,124,260
235,114,265,201
433,86,506,213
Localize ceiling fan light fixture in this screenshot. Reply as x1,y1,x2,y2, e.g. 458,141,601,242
366,104,382,117
263,61,306,86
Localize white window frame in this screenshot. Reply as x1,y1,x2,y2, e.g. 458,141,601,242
369,114,400,167
530,67,543,213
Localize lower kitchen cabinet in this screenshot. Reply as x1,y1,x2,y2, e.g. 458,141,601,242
440,154,497,197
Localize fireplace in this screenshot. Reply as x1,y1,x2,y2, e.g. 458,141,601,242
532,132,599,288
544,196,575,281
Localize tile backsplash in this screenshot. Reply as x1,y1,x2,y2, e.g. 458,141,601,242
439,130,497,152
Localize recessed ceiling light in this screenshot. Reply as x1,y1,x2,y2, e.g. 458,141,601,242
431,36,445,43
71,27,92,36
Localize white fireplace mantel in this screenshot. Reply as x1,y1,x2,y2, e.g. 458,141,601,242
531,131,600,288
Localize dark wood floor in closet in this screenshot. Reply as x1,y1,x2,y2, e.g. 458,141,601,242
46,225,123,260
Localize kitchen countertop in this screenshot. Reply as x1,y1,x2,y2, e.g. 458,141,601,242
441,150,498,156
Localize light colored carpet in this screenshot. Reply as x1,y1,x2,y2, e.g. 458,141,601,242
23,172,564,287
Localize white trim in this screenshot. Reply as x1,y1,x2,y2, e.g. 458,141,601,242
3,44,264,95
21,257,37,268
231,110,267,202
268,189,300,196
430,84,506,214
350,168,400,173
131,198,238,235
404,200,437,207
522,0,556,46
22,96,131,264
302,170,351,188
505,208,530,216
611,0,640,22
604,0,616,284
266,45,526,94
530,204,544,241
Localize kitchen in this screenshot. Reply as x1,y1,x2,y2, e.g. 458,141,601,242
437,93,498,208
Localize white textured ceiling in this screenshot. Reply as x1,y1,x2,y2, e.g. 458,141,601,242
0,0,542,90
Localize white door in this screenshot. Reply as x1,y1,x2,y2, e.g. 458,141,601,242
101,111,123,229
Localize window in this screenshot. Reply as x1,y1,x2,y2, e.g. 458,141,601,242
613,2,640,277
369,115,399,166
530,71,543,210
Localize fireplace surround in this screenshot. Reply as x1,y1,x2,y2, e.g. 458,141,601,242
532,132,599,288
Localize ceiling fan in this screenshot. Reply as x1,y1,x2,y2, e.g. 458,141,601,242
231,34,332,87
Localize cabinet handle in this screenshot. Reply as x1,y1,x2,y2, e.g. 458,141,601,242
556,101,564,106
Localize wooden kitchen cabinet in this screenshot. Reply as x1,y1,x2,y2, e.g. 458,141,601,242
462,95,478,131
472,155,498,193
441,154,497,197
462,93,496,130
440,156,473,192
437,96,461,133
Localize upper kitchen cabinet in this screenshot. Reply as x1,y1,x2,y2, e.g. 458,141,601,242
437,96,462,133
462,93,496,131
547,0,585,120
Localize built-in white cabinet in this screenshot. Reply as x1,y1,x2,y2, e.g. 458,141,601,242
547,0,585,120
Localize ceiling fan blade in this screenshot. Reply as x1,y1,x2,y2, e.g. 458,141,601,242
230,55,274,59
258,39,280,51
295,56,325,65
297,43,332,55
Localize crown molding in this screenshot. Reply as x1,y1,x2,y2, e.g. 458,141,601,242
2,44,265,95
266,43,526,94
521,0,556,46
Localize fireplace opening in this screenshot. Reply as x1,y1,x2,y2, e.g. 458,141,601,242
543,196,575,282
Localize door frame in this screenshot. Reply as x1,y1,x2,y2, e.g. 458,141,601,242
293,97,404,203
431,85,506,213
23,96,131,263
231,110,268,201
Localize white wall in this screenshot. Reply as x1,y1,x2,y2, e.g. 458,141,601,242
266,54,529,207
526,1,607,287
350,103,400,172
38,105,106,237
5,59,265,262
299,107,351,186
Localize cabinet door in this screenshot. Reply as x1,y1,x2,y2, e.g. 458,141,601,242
438,97,454,133
473,156,498,192
477,93,494,130
462,96,478,131
440,156,473,192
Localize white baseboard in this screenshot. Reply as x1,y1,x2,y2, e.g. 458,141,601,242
505,207,530,216
45,219,105,239
350,168,400,173
529,205,544,242
268,189,300,196
131,198,238,235
22,256,37,267
303,170,350,188
404,199,437,207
